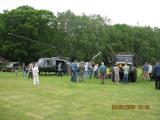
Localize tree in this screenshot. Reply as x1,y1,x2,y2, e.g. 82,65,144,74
0,6,56,63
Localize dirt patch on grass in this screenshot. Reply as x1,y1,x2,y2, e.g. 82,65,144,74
26,112,44,120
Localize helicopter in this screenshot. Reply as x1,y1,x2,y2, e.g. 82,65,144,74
8,33,102,75
37,57,70,74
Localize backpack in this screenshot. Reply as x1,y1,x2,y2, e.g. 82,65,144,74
100,66,106,74
143,64,149,72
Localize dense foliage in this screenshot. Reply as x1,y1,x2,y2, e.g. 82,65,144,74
0,6,160,64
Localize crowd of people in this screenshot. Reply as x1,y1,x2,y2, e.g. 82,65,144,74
16,61,160,90
69,61,131,85
69,61,106,83
68,61,160,90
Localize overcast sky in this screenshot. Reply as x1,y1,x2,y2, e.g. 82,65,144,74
0,0,160,27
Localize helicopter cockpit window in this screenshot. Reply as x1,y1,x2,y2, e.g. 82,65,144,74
38,59,43,64
38,59,45,66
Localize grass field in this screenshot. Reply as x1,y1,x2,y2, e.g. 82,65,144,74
0,71,160,120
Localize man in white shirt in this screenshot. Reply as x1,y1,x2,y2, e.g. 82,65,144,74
32,64,39,85
148,63,152,81
84,62,88,79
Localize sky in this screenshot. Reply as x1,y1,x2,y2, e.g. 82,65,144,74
0,0,160,27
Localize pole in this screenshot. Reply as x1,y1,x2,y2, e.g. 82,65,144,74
90,51,101,63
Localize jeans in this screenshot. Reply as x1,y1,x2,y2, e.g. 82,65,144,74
94,71,98,78
123,74,128,83
22,70,27,79
84,71,88,79
71,71,77,82
57,71,62,77
88,70,93,79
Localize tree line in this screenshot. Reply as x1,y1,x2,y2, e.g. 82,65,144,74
0,6,160,64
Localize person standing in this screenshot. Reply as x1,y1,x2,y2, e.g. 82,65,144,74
99,62,106,84
142,62,149,80
88,63,93,79
119,64,124,82
78,61,84,81
84,62,89,79
70,61,78,82
32,64,39,85
15,65,19,77
28,63,33,79
22,63,27,79
93,64,99,79
123,63,130,84
114,64,120,84
153,62,160,90
106,67,111,79
57,63,62,77
148,63,153,81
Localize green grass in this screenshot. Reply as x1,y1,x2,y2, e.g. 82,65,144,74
0,71,160,120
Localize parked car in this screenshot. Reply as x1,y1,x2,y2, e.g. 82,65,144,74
2,62,20,72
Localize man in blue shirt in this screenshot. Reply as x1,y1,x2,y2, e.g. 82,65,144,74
70,60,78,82
99,62,106,84
153,62,160,90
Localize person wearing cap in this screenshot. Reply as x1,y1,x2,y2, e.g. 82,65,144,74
99,62,106,84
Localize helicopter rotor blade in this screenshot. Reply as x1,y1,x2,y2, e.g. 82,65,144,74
8,33,55,49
